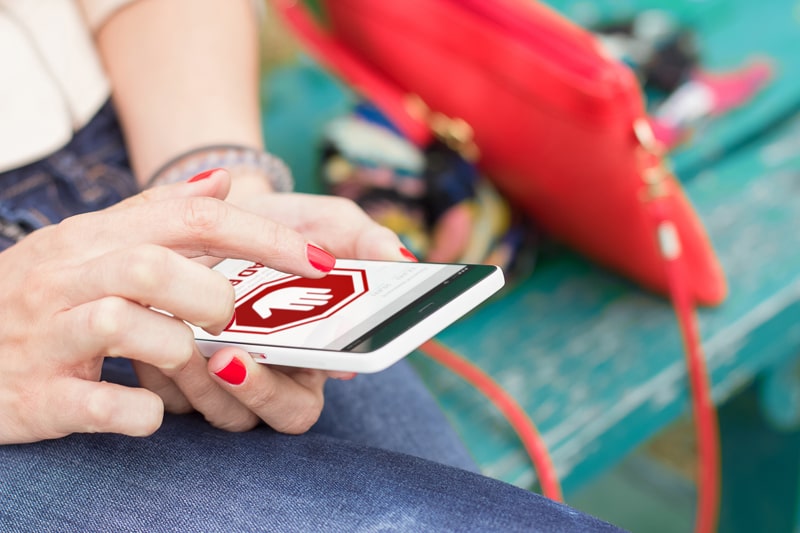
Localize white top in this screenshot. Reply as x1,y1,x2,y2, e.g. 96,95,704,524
0,0,134,172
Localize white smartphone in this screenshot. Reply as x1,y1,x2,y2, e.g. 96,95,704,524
192,258,505,373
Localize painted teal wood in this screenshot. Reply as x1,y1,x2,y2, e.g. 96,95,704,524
760,356,800,431
261,62,800,495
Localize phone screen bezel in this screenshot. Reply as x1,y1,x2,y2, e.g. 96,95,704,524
212,263,497,355
341,263,495,352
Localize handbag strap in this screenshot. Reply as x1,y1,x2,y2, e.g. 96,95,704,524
420,339,564,501
273,0,434,146
636,124,720,533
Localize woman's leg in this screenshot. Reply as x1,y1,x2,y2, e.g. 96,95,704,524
1,359,624,531
0,414,621,532
2,359,623,531
314,360,479,472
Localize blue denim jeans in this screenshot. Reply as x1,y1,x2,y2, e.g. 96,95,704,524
0,103,138,249
0,103,624,532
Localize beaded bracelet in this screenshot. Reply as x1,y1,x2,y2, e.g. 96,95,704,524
146,144,294,192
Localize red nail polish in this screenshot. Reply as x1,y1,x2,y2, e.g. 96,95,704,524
187,168,221,183
307,244,336,273
400,247,419,262
214,357,246,385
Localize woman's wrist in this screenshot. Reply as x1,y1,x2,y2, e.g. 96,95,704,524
146,144,293,194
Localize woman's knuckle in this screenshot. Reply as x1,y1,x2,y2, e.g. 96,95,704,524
213,413,259,433
259,220,294,257
125,245,168,293
137,187,159,204
370,224,398,243
24,264,56,310
167,327,195,369
53,214,83,240
330,195,358,212
87,297,127,340
182,197,226,235
83,388,114,432
275,398,323,435
250,383,279,411
187,378,220,405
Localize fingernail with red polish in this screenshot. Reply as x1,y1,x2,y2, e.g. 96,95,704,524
187,168,221,183
214,357,246,385
307,244,336,273
400,247,419,262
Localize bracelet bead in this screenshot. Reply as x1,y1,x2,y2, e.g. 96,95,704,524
147,144,294,192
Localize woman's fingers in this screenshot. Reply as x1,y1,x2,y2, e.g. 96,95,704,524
132,361,193,414
56,296,196,372
57,195,335,278
238,193,411,262
162,349,259,432
47,378,164,439
134,347,328,435
136,353,353,434
208,348,327,434
59,244,235,334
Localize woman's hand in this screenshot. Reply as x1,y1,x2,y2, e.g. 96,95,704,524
0,170,342,444
132,189,414,435
86,0,410,438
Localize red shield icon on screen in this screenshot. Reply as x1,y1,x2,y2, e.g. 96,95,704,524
227,269,368,334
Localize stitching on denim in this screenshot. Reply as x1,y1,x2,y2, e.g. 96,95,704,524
27,207,56,227
0,172,52,201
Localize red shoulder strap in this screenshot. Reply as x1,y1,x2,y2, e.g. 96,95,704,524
638,132,720,533
271,0,433,146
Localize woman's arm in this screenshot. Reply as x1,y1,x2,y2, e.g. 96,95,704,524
94,0,271,204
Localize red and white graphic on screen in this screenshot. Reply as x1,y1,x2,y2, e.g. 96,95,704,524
226,269,368,334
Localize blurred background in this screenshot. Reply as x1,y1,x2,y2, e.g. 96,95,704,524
258,1,800,531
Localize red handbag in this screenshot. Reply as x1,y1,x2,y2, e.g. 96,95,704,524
271,0,727,306
271,1,722,531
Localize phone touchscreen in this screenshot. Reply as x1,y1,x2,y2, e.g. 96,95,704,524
205,258,497,353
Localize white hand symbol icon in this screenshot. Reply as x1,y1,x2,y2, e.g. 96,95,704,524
252,287,334,319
